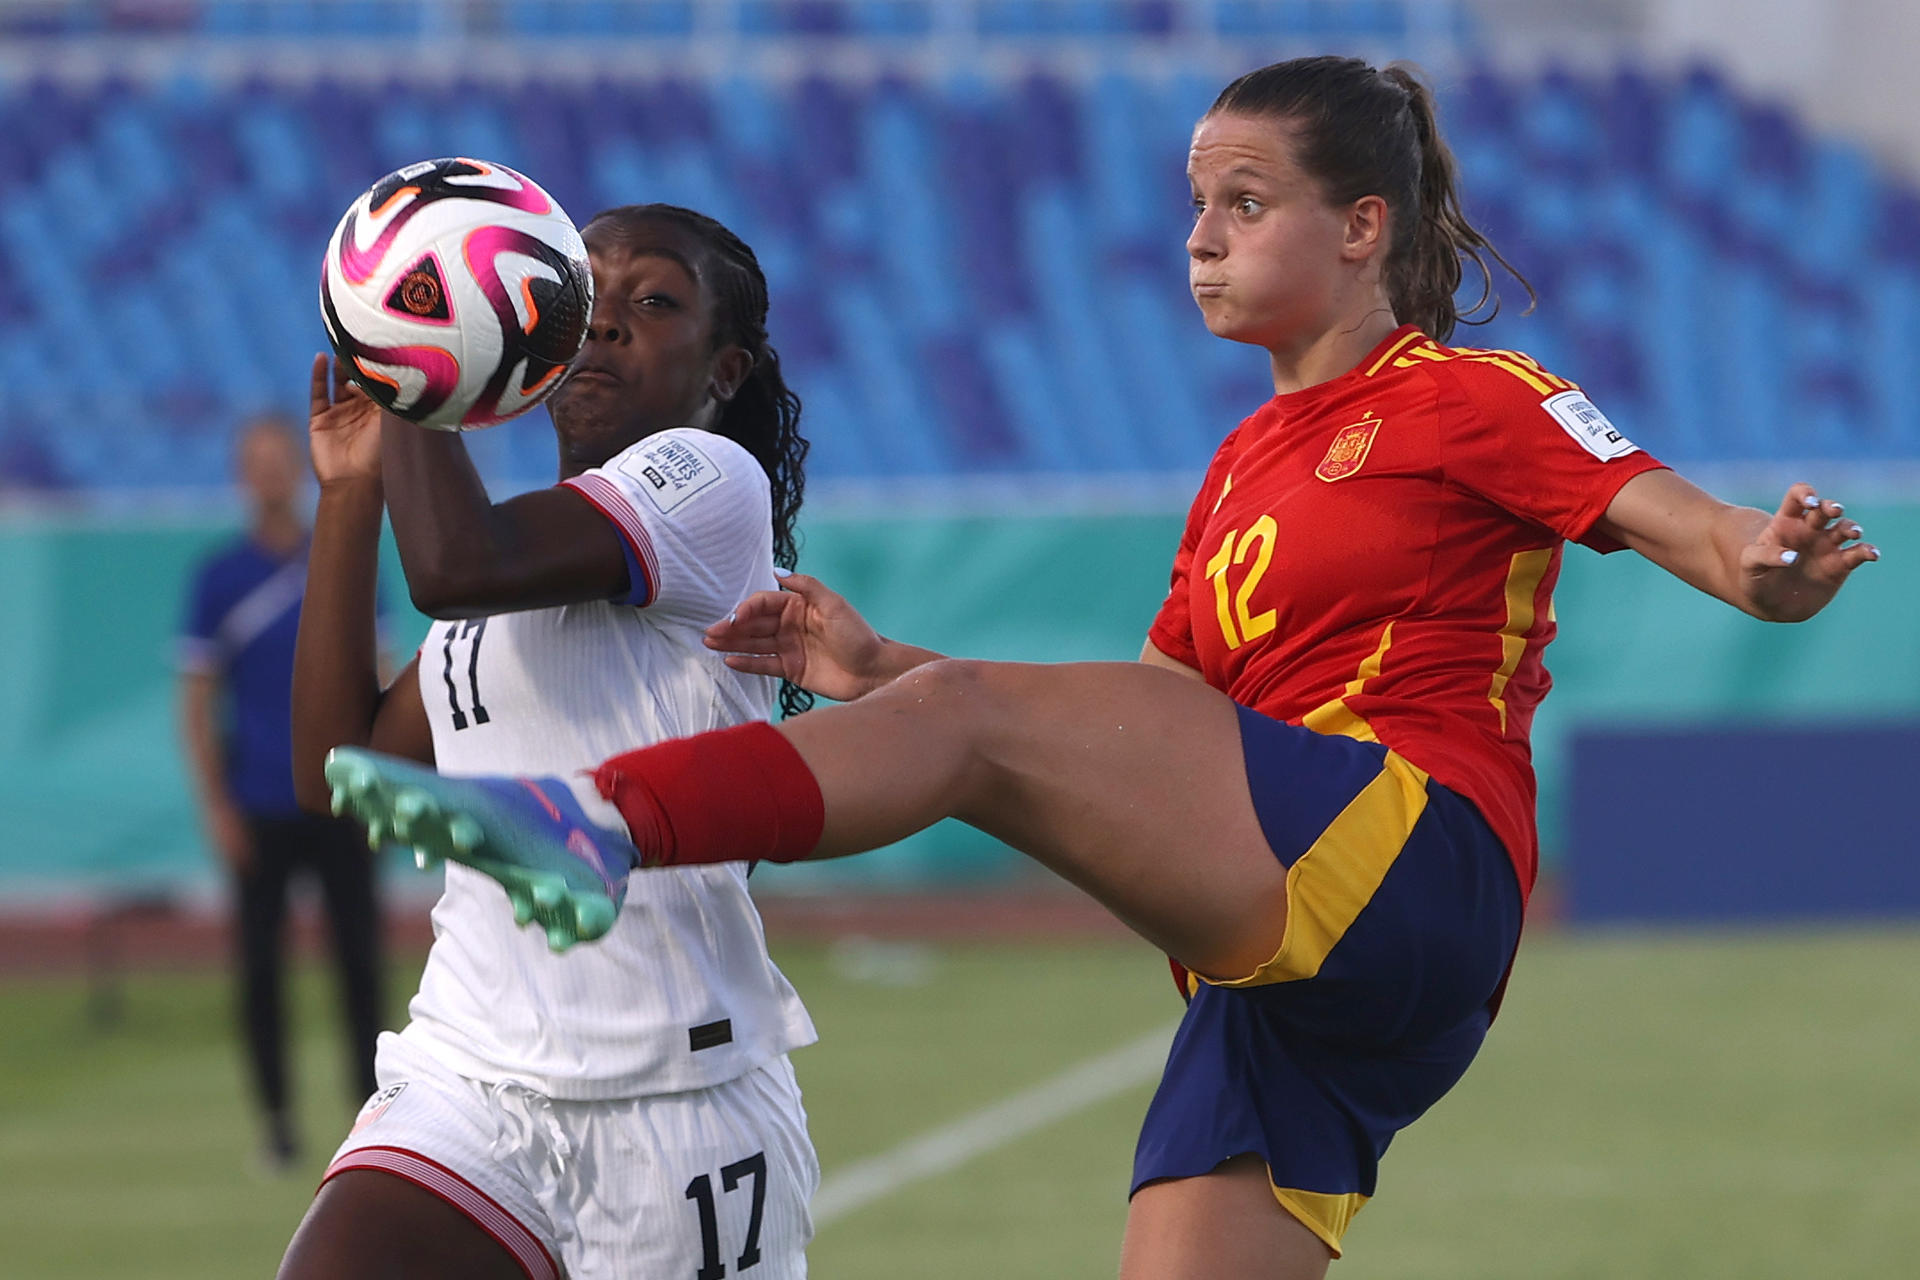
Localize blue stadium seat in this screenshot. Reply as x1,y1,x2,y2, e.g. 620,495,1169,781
825,282,945,473
741,1,848,35
846,1,933,36
0,56,1916,490
979,315,1083,472
862,88,963,337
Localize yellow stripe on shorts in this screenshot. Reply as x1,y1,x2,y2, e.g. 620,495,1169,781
1272,1184,1369,1257
1209,750,1431,987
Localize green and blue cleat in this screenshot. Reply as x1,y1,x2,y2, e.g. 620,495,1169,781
324,746,635,951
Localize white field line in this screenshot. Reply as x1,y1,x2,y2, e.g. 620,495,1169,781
812,1022,1179,1226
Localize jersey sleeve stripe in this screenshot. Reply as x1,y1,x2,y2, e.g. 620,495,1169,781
1463,353,1556,396
1363,329,1427,377
562,473,661,606
1497,348,1573,390
324,1146,559,1280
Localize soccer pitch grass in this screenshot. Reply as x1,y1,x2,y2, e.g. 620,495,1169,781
2,928,1918,1278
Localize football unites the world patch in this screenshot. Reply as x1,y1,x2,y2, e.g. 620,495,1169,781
1316,413,1382,482
1542,389,1638,461
618,435,726,514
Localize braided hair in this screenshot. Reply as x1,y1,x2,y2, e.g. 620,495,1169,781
585,204,814,717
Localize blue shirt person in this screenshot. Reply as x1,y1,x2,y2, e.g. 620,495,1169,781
177,415,386,1171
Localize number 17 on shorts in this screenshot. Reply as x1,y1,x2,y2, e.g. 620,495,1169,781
687,1152,770,1279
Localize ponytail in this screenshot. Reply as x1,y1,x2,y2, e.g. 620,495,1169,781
1210,57,1533,342
1378,65,1533,340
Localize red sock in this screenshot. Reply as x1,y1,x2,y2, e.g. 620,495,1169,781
590,721,826,869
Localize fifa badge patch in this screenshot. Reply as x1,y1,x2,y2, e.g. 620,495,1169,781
619,435,725,513
1316,413,1381,482
1542,389,1638,461
350,1082,408,1135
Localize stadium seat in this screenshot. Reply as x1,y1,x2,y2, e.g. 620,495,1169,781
0,50,1916,490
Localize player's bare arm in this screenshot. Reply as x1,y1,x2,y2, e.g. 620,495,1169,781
378,414,631,618
292,355,433,813
705,576,1207,699
704,571,944,701
1595,468,1879,623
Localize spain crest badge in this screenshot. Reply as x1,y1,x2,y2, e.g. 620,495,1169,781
1315,413,1381,482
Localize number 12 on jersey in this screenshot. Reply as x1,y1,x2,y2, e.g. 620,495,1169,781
1203,515,1277,650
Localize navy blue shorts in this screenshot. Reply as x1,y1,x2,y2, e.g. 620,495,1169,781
1131,704,1524,1254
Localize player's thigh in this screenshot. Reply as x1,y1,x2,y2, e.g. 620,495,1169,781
279,1170,529,1280
313,1033,564,1279
558,1057,818,1280
902,659,1291,977
1120,1155,1332,1280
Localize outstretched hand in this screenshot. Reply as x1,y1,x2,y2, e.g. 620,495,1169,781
307,353,383,486
704,573,894,702
1740,483,1879,621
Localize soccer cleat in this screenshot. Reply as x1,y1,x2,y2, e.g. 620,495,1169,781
324,746,634,951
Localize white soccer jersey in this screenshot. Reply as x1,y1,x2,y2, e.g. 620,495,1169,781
401,427,816,1101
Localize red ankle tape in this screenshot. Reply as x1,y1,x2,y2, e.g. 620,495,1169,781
591,721,825,869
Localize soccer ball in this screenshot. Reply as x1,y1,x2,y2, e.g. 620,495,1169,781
319,157,594,431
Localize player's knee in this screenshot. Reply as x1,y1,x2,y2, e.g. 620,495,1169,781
889,657,1000,719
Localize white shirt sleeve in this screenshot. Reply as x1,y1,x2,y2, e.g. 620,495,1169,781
560,428,778,625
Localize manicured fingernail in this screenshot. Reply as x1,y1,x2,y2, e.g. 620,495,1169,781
1802,494,1820,507
1780,550,1799,565
773,567,792,578
1851,526,1864,539
1870,548,1882,560
1830,502,1844,514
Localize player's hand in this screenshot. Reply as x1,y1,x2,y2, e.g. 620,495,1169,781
207,799,254,876
308,353,382,487
1740,483,1879,621
704,573,893,702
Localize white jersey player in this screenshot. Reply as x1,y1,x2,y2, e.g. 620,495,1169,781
283,206,818,1280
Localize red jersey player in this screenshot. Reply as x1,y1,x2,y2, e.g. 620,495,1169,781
319,57,1878,1280
1149,329,1665,898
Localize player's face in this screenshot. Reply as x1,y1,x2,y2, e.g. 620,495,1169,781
237,424,303,510
1186,112,1361,351
546,221,747,471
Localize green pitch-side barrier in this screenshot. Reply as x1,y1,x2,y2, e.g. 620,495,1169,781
0,500,1914,897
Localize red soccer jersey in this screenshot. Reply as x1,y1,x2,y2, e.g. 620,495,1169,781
1148,325,1666,896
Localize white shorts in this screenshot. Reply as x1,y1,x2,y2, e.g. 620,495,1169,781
325,1031,819,1280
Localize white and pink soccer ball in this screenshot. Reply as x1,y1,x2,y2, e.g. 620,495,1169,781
320,158,594,430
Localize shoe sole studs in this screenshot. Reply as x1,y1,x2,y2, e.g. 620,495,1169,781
322,747,613,952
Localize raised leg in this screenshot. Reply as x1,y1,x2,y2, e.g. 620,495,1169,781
330,658,1295,975
1120,1156,1333,1280
778,660,1290,977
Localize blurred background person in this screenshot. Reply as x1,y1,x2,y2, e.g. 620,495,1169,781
177,414,384,1171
